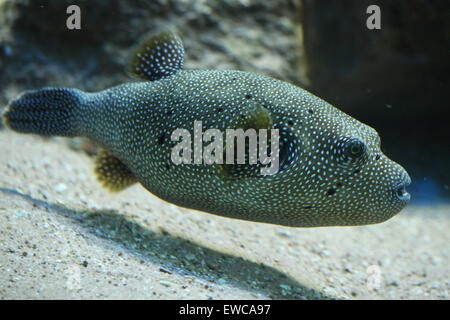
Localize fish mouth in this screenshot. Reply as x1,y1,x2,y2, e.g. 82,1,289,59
393,177,411,202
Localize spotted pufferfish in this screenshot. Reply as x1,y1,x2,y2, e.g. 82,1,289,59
3,31,411,227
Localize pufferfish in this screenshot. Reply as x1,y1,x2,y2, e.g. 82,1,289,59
3,31,411,227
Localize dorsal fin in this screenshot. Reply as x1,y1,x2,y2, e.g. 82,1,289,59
129,31,184,81
94,149,138,192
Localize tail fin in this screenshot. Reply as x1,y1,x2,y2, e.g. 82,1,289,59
3,88,86,137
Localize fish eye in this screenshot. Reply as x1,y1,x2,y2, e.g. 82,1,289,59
345,139,365,158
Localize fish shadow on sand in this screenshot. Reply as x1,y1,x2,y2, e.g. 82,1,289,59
0,187,331,300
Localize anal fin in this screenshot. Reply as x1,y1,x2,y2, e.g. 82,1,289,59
94,149,137,192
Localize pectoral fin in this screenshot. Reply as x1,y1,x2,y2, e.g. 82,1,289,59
217,102,275,180
237,101,273,131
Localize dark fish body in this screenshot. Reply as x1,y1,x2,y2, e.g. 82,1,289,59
3,32,411,227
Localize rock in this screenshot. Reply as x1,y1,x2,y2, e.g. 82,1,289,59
0,0,304,107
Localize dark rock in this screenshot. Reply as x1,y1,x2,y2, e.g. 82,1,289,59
0,0,303,104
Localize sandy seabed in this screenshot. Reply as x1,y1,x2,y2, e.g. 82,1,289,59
0,131,448,300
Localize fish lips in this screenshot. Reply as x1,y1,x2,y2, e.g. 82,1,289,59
393,176,412,202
